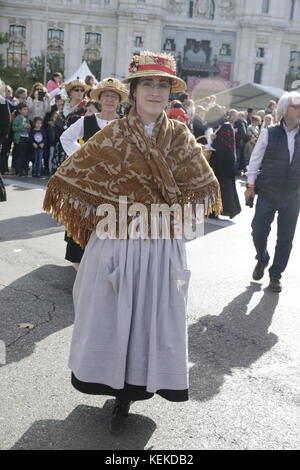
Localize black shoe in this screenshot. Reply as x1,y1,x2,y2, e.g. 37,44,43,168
268,277,282,293
252,261,268,281
109,398,132,436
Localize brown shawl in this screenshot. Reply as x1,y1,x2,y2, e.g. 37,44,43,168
43,107,222,246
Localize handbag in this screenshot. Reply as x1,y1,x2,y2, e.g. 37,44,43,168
0,174,7,201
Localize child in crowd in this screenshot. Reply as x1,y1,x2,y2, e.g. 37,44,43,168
46,112,58,174
29,117,46,177
12,103,31,176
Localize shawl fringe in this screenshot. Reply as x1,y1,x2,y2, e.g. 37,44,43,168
43,175,222,247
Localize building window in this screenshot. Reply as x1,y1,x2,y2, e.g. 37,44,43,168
7,42,27,69
262,0,270,14
189,1,194,18
48,29,64,43
290,50,300,62
9,25,26,38
134,36,143,47
220,43,232,56
290,0,296,19
163,38,176,51
85,32,101,45
254,63,263,83
256,47,265,58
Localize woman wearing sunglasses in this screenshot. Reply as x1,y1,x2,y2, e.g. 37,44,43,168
51,80,88,173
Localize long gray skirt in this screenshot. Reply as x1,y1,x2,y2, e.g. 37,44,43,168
68,232,191,396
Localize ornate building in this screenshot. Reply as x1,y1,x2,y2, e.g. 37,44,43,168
1,0,300,92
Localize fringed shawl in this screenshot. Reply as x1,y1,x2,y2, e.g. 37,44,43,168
43,107,222,246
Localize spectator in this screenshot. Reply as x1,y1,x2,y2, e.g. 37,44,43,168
244,135,257,167
46,72,63,93
262,114,274,129
27,83,51,123
12,103,31,176
234,111,248,174
14,87,27,104
247,115,262,140
265,100,277,116
29,117,46,178
51,79,88,172
85,75,95,88
192,105,208,144
246,108,254,126
0,85,16,174
167,100,189,124
210,106,241,219
179,92,189,112
46,113,58,175
85,100,101,115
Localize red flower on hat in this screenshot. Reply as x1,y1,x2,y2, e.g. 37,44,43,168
129,57,139,73
153,56,168,67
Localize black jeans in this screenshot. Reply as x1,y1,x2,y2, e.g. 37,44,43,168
15,137,30,175
251,195,300,279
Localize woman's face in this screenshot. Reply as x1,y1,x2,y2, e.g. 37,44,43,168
99,91,120,113
70,86,85,101
134,76,171,121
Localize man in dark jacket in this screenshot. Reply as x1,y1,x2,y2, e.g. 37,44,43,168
245,92,300,292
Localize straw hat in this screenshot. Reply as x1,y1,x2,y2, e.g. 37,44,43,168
90,77,128,103
122,51,186,93
64,79,89,94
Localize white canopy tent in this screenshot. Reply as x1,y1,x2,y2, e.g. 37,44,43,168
63,61,98,85
215,82,287,111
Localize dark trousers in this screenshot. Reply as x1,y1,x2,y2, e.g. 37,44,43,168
251,195,300,279
15,137,30,175
0,137,12,173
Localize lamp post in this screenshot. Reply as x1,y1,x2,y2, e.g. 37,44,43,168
43,1,49,85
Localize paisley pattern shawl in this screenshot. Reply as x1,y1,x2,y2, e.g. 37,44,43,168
43,107,222,246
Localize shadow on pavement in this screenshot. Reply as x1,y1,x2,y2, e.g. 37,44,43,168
188,282,279,401
0,264,75,365
10,401,156,450
0,213,63,242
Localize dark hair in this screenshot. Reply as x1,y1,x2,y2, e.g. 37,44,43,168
85,75,94,85
247,108,254,113
16,102,28,112
33,116,43,125
179,93,188,103
55,94,62,101
87,100,101,112
129,78,140,102
52,72,62,80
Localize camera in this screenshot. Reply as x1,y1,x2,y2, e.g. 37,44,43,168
38,91,46,101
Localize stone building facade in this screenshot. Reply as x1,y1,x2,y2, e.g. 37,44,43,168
0,0,300,91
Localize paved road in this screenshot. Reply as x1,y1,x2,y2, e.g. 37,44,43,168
0,175,299,450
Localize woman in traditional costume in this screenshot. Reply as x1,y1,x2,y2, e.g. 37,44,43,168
43,51,221,435
60,78,128,269
51,79,88,173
